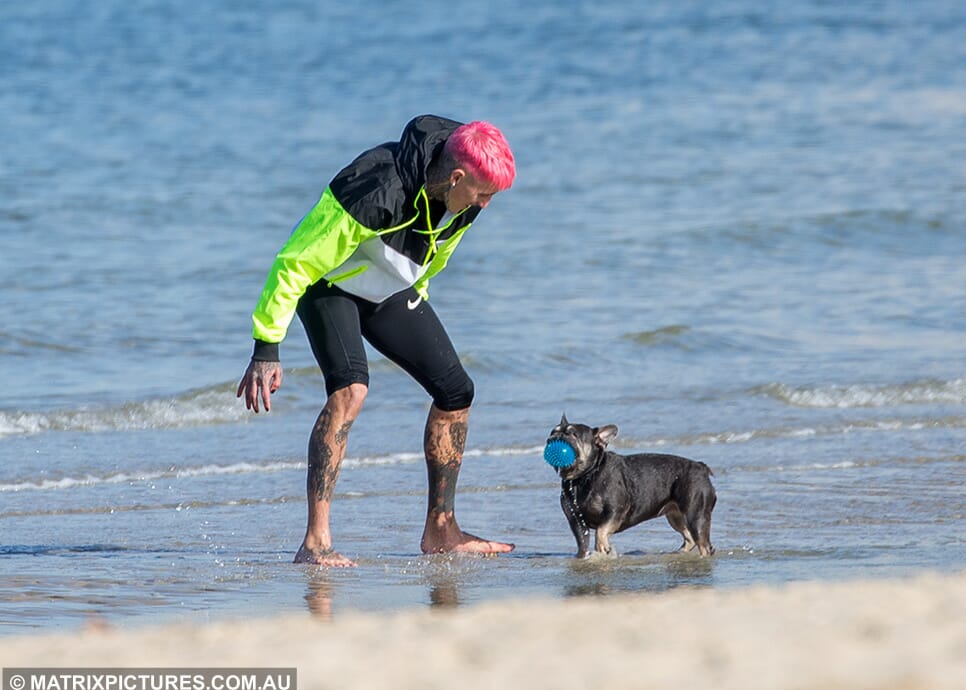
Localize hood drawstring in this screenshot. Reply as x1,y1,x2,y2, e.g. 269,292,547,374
412,186,466,268
369,186,466,268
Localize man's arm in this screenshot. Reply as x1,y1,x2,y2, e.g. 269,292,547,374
237,360,282,413
239,188,376,412
251,187,374,345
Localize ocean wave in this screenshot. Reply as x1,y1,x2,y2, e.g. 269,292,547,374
3,414,960,493
755,378,966,408
0,497,304,521
729,454,964,475
621,324,691,346
0,460,303,493
617,415,966,449
0,483,556,521
720,208,957,251
0,445,540,494
0,331,83,356
0,385,247,437
0,450,434,493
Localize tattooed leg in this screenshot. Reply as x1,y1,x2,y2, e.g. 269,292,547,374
420,405,515,555
294,383,366,567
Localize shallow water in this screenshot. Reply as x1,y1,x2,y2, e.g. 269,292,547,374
1,0,964,635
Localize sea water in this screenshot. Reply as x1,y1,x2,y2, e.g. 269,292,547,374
1,0,964,635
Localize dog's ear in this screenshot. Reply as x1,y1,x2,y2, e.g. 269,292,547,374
594,424,619,448
560,413,569,427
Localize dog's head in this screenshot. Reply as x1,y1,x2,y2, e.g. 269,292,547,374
547,414,619,481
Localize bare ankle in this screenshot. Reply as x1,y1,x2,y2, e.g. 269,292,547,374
294,543,356,567
427,509,456,529
302,534,331,551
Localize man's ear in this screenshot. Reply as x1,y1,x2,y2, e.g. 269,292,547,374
595,424,619,448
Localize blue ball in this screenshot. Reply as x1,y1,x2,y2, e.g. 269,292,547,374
544,439,576,468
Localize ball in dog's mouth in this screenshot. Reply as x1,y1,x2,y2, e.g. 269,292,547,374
544,439,576,468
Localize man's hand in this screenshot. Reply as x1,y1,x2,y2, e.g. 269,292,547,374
237,360,283,413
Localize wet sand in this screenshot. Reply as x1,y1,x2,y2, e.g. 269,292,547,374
1,570,963,690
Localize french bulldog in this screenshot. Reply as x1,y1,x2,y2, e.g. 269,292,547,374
548,415,716,558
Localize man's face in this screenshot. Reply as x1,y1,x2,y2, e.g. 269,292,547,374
447,170,500,213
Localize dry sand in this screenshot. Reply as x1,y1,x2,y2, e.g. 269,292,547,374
1,570,964,690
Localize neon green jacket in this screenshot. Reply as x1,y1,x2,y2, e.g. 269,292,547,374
250,115,479,360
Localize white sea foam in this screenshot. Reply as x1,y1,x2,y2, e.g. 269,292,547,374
777,461,858,471
636,415,964,450
0,452,438,493
3,409,960,494
0,460,304,493
760,379,966,409
0,443,588,494
466,446,544,458
0,388,248,438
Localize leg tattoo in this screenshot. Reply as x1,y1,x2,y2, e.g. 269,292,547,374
424,411,468,516
419,405,514,555
308,409,352,503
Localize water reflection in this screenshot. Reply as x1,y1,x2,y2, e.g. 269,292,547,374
428,581,460,608
563,552,715,599
304,576,334,620
422,554,469,608
300,555,467,619
297,551,716,621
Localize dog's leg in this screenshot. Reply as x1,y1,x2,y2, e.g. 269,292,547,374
561,491,591,558
594,522,619,556
686,495,715,557
661,502,696,552
693,515,714,556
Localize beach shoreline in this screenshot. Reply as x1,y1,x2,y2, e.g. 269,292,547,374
2,569,963,690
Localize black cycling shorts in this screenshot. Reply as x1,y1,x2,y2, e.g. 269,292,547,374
295,281,474,411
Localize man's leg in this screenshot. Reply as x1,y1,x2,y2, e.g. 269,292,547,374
362,288,514,556
419,404,514,554
294,383,367,566
294,282,371,567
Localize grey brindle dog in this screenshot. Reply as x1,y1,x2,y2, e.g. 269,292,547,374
548,415,716,557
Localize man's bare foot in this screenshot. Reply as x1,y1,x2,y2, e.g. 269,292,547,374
420,523,514,555
294,544,357,567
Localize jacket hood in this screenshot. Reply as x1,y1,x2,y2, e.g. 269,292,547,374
395,115,463,191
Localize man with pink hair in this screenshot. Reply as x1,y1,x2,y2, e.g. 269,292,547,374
238,115,516,566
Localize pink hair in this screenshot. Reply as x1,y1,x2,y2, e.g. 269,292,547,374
445,121,516,191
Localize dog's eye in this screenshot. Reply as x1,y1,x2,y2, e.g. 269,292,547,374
566,425,575,433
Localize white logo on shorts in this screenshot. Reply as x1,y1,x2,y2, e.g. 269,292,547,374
407,296,423,310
